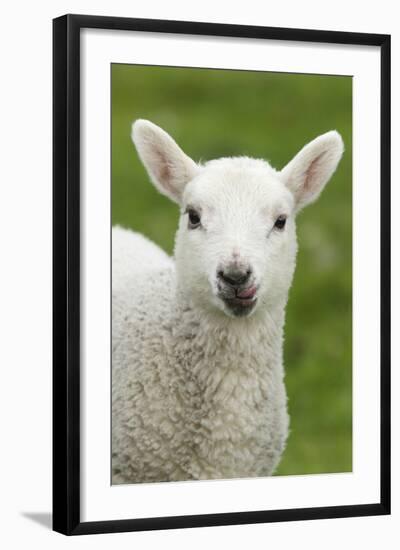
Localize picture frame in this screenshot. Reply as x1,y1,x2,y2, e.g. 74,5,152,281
53,14,391,535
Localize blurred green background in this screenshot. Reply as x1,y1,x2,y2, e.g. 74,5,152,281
112,64,352,476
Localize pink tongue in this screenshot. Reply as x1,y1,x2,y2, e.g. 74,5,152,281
237,286,256,299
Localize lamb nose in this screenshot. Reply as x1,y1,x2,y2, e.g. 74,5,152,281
218,268,251,287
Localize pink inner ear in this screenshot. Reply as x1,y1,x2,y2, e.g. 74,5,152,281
302,151,327,195
153,146,176,197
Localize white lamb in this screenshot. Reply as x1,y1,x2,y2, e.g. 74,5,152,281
112,120,344,484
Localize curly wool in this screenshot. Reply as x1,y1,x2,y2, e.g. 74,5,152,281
112,226,289,484
112,120,344,484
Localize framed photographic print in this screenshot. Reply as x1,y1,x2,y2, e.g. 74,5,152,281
53,14,391,535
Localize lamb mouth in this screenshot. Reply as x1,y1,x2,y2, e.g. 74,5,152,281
217,283,258,316
221,295,257,317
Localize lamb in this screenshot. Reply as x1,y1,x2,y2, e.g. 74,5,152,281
112,119,344,484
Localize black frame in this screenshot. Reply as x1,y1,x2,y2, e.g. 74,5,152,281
53,14,391,535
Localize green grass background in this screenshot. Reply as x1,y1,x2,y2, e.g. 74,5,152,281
112,64,352,476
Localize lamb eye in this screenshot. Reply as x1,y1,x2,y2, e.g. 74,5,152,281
188,209,201,229
274,215,287,230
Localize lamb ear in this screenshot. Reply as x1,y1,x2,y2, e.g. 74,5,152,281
131,119,199,204
280,131,344,211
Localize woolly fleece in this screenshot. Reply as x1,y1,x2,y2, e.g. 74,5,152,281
112,120,344,484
